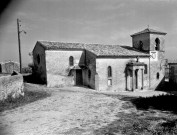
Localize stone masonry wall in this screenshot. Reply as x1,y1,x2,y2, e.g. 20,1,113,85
149,34,166,89
83,51,96,89
149,52,166,89
33,43,47,84
45,50,85,87
1,62,20,74
0,74,24,101
132,33,150,51
96,57,150,92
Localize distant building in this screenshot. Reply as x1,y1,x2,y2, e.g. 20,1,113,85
0,61,20,74
168,59,177,85
32,28,167,92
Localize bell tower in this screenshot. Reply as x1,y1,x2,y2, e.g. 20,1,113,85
130,28,167,61
130,28,167,89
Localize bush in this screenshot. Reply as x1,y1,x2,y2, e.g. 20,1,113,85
21,67,32,73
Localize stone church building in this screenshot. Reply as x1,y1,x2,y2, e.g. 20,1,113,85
32,28,167,92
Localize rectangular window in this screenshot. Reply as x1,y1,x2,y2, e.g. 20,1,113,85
108,79,112,86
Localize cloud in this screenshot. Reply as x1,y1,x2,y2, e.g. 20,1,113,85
96,2,125,11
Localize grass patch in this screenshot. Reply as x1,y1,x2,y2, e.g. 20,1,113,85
0,90,51,112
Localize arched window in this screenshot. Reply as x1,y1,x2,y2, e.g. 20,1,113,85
108,66,112,86
108,66,112,77
155,38,160,51
37,54,40,64
139,41,143,51
69,56,74,66
156,72,160,79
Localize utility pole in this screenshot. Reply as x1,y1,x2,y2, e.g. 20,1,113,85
17,18,22,73
17,18,26,73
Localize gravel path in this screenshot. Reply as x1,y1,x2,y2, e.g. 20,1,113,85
0,84,125,135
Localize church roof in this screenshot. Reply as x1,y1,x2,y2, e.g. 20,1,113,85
37,41,150,57
131,28,167,37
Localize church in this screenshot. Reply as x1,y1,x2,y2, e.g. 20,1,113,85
32,28,167,92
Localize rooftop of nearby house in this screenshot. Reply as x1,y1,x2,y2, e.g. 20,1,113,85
36,41,150,57
0,61,19,65
131,28,167,37
168,59,177,64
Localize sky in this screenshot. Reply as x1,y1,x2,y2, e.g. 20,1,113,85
0,0,177,66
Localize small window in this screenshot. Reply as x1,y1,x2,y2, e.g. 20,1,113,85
155,38,160,51
37,54,40,64
69,56,74,66
88,69,91,79
108,79,112,86
139,41,143,51
144,64,148,74
156,72,160,79
108,66,112,86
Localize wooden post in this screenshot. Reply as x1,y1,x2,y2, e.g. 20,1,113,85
17,18,22,73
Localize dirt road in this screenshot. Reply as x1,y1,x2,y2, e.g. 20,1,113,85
0,84,126,135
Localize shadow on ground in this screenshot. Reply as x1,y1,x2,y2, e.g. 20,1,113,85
128,94,177,114
155,77,177,92
93,109,177,135
94,94,177,135
23,74,46,85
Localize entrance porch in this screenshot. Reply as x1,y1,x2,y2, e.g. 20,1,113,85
126,60,145,91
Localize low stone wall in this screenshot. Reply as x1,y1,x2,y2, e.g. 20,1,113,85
47,74,74,87
0,74,24,101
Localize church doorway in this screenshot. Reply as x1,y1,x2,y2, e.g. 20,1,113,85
76,69,83,85
126,60,145,91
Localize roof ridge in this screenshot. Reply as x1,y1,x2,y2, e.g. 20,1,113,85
131,28,167,37
37,40,129,47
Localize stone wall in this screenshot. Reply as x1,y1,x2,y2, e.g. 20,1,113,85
0,61,20,74
0,74,24,101
45,50,85,87
33,43,47,84
83,51,96,89
96,57,150,92
149,51,166,89
149,61,164,89
132,33,150,51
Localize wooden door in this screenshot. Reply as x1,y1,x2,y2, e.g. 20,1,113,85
76,70,83,85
